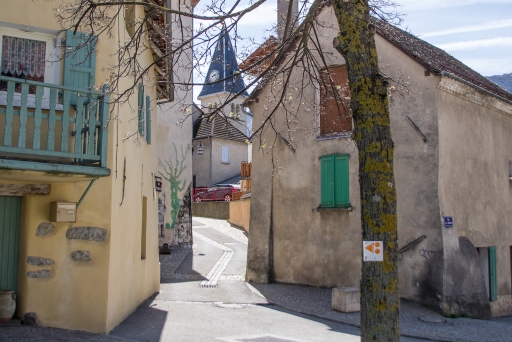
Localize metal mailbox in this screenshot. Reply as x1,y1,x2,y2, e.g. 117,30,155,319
50,202,77,222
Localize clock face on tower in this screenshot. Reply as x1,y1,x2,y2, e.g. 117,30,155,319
209,70,220,82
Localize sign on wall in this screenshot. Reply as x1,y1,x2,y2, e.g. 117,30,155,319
443,216,453,228
363,241,383,262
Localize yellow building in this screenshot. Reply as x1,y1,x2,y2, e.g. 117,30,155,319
0,1,169,333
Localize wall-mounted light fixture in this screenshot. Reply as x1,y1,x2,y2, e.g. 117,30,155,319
154,176,162,192
198,141,204,155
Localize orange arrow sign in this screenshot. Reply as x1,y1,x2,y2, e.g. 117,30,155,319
366,243,374,253
363,241,383,262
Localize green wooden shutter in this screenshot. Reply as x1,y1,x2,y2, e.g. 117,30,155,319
0,197,22,293
320,155,334,207
335,154,350,208
489,246,498,301
145,95,151,144
138,83,145,136
63,31,97,104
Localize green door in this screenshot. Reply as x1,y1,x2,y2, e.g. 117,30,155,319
0,197,22,293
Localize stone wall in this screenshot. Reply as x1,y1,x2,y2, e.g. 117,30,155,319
192,201,230,220
173,185,193,247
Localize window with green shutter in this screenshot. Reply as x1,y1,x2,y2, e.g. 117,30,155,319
63,31,97,104
320,154,350,208
137,84,151,144
145,95,151,144
489,246,498,301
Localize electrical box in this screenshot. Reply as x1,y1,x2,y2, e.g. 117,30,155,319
50,202,77,222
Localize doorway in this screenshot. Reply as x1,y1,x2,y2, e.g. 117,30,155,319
0,196,22,293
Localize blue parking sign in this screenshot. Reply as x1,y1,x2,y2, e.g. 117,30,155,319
444,216,453,227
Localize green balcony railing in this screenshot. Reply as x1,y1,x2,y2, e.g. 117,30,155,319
0,76,109,172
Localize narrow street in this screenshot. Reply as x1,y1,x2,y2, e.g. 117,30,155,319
108,217,365,342
108,218,512,342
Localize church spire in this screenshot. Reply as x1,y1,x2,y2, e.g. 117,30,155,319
198,26,249,100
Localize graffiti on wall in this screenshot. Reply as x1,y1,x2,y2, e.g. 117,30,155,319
158,143,189,229
419,248,436,260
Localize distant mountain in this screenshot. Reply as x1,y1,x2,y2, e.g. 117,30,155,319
487,73,512,94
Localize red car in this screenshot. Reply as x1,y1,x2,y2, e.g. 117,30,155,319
193,186,239,202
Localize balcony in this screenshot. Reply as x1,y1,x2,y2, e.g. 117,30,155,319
0,76,110,178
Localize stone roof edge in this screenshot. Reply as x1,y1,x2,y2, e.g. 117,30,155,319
438,73,512,117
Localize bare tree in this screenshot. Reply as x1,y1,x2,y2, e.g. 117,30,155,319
333,2,399,340
53,0,403,339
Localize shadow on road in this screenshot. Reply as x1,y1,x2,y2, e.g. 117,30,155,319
109,294,168,342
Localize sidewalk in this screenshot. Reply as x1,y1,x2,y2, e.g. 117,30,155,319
247,282,512,342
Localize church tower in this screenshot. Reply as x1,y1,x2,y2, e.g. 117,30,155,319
197,26,252,136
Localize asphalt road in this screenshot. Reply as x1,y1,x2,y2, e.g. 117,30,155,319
109,218,427,342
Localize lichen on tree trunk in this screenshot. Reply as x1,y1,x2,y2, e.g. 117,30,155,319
332,0,400,340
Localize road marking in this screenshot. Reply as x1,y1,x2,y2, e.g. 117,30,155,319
193,231,234,288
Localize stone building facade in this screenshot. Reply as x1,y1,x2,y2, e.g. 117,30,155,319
245,5,512,318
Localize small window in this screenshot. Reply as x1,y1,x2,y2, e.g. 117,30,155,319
319,65,352,135
320,154,350,208
246,114,253,137
1,36,46,91
0,28,57,96
222,146,229,163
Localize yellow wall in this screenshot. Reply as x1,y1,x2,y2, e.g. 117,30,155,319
229,199,250,233
1,0,160,333
102,4,160,333
7,178,111,332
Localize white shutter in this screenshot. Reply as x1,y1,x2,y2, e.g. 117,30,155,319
222,146,229,163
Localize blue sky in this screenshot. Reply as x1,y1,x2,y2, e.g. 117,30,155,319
397,0,512,76
193,0,512,100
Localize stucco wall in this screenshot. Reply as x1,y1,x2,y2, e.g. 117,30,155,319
211,138,248,185
247,6,362,287
230,198,250,232
157,0,193,244
15,181,111,332
192,137,212,187
192,137,248,188
437,80,512,316
1,1,160,333
105,4,160,331
247,4,445,308
375,35,444,308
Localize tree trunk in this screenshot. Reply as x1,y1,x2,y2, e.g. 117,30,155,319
332,1,400,340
